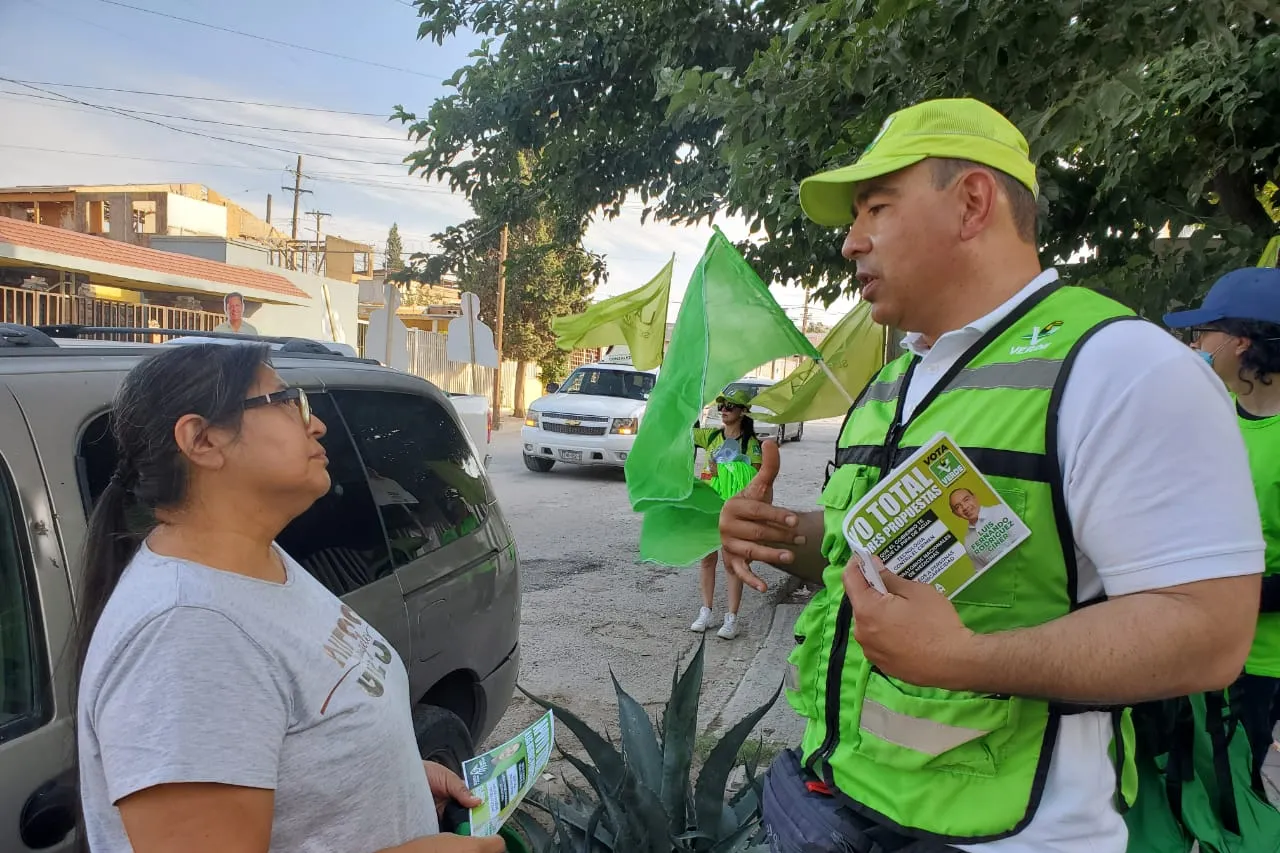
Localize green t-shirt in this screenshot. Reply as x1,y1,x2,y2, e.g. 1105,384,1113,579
693,428,763,467
1239,403,1280,677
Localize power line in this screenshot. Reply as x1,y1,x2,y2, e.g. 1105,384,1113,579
0,89,404,140
0,90,407,156
0,144,472,199
0,78,411,167
96,0,444,80
0,78,387,117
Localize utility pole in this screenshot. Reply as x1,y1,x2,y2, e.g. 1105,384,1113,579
303,210,330,275
265,193,272,228
283,155,311,271
490,223,509,430
801,291,810,335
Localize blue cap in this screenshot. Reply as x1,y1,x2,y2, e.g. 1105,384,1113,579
1164,267,1280,328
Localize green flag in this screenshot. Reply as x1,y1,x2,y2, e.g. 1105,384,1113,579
753,301,886,424
552,256,672,370
1259,235,1279,268
625,230,820,566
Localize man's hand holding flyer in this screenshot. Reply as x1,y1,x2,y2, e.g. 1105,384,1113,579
842,433,1030,598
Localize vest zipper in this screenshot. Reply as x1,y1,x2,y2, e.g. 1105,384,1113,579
809,366,916,777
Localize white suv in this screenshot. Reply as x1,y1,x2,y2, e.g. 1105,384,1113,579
521,356,657,472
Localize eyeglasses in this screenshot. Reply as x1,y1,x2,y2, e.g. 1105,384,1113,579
243,386,311,426
717,403,744,412
1189,326,1225,343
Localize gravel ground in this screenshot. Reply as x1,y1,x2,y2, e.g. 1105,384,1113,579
479,416,841,761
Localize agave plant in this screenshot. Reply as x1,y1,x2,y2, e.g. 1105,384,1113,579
510,638,779,852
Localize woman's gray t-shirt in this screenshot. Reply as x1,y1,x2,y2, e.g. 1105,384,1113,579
77,543,439,852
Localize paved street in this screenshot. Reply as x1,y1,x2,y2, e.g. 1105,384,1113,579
480,416,843,754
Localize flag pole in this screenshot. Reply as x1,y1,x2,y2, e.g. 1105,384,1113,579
817,358,856,404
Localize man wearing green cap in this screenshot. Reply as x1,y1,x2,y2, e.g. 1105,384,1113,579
720,98,1265,851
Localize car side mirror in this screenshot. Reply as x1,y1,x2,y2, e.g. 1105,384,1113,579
545,382,560,393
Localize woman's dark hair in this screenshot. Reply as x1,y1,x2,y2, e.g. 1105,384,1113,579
740,413,759,445
1216,318,1280,393
75,343,270,679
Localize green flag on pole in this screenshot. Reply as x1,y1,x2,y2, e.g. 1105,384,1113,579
551,256,673,370
753,300,886,424
625,230,820,565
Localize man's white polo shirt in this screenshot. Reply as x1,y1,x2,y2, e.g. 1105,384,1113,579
892,269,1264,853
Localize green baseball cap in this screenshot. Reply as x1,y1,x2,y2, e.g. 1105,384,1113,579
799,98,1038,228
716,389,753,408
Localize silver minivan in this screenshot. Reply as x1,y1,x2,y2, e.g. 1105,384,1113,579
0,325,521,852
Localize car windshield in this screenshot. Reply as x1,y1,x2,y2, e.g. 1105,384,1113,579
560,368,655,400
723,382,766,400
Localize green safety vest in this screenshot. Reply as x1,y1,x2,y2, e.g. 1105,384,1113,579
785,283,1140,843
1238,404,1280,678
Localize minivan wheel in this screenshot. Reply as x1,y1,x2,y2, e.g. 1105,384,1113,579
413,704,475,775
523,454,555,473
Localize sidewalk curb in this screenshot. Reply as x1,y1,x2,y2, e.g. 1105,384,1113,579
708,574,807,745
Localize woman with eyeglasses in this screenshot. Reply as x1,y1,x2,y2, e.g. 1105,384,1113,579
75,344,503,853
1166,266,1280,795
690,389,768,640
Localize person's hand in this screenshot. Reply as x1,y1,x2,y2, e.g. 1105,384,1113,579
423,761,481,818
842,553,978,690
719,440,800,592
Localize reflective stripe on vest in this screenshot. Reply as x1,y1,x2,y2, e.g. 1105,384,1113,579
860,699,993,755
852,357,1064,416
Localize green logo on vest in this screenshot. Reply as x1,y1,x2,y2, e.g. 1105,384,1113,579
926,448,966,486
1010,320,1063,355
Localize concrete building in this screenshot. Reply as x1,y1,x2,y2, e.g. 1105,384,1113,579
0,184,282,247
0,219,357,344
0,184,367,344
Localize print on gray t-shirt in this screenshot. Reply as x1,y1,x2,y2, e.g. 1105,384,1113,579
77,544,439,852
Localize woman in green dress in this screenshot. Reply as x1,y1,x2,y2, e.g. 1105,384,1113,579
689,390,766,640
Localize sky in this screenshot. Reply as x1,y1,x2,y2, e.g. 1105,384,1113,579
0,0,856,327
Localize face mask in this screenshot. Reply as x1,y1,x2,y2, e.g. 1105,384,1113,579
1198,339,1229,369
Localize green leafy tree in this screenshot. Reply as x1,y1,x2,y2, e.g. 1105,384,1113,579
399,0,1278,318
397,155,605,414
385,223,404,274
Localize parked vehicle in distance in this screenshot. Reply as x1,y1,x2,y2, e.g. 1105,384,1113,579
700,377,805,443
521,352,658,472
0,324,520,853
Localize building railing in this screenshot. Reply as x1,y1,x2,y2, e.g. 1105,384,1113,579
0,285,222,334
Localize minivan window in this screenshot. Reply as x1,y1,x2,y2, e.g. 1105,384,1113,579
78,394,398,599
0,464,47,742
275,393,396,595
332,389,489,568
560,368,655,400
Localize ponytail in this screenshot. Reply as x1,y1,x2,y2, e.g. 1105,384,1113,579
74,474,144,680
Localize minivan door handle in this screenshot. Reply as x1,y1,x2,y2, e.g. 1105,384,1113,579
20,780,77,849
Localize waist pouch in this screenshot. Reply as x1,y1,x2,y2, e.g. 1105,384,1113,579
761,749,957,853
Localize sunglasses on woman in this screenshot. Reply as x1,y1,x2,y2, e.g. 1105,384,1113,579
242,386,312,426
717,403,744,412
